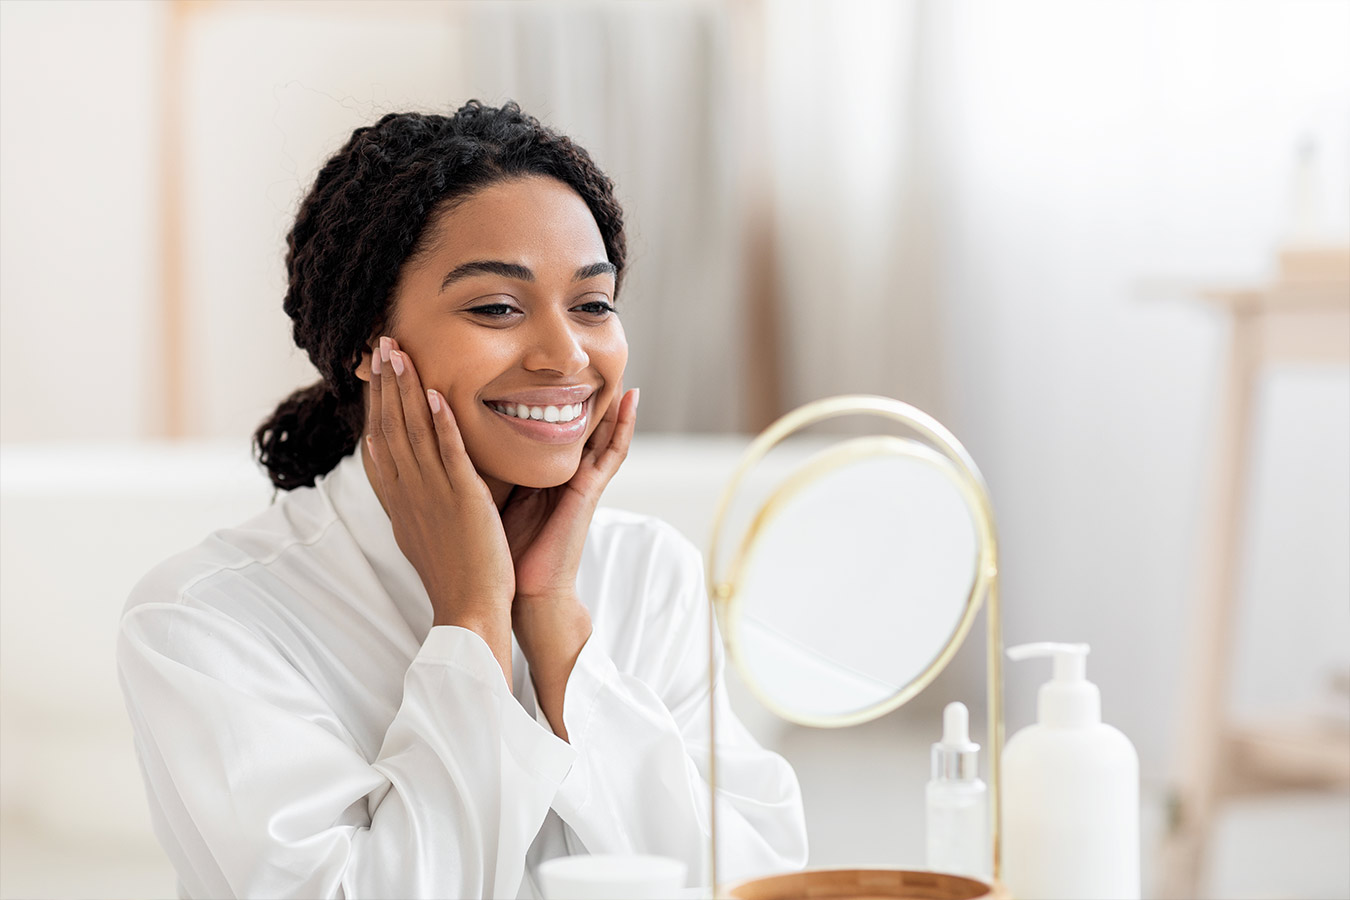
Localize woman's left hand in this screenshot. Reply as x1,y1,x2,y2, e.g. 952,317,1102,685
501,386,639,738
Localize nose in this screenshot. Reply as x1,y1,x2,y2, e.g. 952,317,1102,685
523,309,589,376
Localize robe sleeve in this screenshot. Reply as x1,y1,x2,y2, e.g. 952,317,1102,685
118,601,573,900
548,523,809,886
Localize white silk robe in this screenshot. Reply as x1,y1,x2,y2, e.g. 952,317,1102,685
117,451,807,899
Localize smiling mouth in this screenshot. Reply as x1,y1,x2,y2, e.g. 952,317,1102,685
484,400,586,424
482,397,591,444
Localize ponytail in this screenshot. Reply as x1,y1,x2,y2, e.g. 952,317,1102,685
253,381,363,490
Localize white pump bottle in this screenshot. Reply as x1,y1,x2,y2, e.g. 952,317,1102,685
1001,642,1139,899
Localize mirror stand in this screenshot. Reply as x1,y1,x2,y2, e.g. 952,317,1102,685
704,395,1007,900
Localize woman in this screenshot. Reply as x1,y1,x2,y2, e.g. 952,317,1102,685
117,101,807,899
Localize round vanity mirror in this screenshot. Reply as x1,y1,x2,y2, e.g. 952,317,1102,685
708,397,998,728
726,436,980,725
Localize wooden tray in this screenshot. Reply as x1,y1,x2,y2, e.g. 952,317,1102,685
724,868,1007,900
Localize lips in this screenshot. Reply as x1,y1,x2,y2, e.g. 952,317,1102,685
483,394,593,445
483,385,596,407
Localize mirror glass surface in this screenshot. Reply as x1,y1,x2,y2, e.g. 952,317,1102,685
731,439,979,722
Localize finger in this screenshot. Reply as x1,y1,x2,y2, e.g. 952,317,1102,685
426,387,478,490
584,380,624,461
364,339,398,483
592,388,639,478
386,338,443,482
376,336,420,483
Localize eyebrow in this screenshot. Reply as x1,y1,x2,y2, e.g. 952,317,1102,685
440,259,617,292
573,261,617,281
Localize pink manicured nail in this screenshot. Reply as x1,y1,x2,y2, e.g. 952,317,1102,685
427,389,441,413
379,337,390,363
390,351,405,377
371,349,382,376
632,388,640,410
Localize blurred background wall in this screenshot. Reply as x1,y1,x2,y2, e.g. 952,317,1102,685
1,0,1347,897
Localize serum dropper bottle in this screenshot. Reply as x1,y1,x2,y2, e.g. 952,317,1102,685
925,701,990,880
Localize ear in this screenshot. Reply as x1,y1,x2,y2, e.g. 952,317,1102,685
354,347,375,384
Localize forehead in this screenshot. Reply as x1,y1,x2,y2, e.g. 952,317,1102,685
421,175,607,268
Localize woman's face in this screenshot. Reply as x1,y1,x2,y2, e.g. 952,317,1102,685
360,175,627,504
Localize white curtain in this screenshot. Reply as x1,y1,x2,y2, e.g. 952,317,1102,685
760,0,942,421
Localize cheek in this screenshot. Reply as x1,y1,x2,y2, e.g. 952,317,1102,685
598,323,629,380
585,328,629,440
595,328,628,400
416,343,506,410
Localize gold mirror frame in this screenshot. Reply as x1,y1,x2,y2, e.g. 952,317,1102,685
721,433,983,728
705,395,1005,895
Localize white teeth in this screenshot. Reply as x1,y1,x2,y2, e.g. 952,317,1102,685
491,401,585,424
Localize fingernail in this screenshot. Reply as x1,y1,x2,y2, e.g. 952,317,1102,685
371,349,382,376
379,337,390,363
391,351,405,377
632,388,640,410
427,389,441,413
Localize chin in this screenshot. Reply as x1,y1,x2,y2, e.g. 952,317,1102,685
493,456,582,491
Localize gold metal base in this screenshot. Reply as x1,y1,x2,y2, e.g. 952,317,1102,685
724,868,1008,900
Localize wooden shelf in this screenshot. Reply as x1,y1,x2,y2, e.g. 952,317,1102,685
1155,244,1350,899
1221,716,1350,796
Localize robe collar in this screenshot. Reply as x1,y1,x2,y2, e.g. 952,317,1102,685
321,448,434,641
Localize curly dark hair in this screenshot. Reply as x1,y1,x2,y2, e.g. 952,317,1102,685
253,100,628,490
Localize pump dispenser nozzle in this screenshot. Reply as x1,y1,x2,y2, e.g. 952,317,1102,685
1007,642,1100,727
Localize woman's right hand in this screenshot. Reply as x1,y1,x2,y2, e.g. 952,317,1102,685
365,335,516,681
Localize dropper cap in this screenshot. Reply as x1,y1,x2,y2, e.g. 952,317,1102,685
1007,642,1100,727
931,701,980,781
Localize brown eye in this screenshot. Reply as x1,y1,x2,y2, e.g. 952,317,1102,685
469,303,518,318
575,301,616,317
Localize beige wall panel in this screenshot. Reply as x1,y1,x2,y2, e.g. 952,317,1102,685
0,1,160,442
